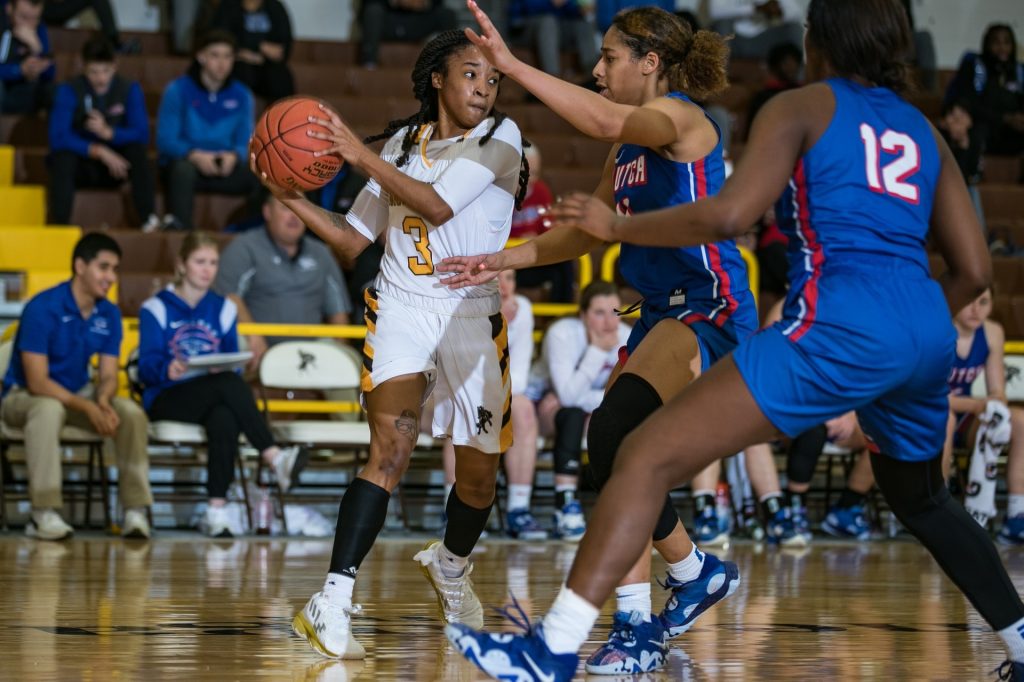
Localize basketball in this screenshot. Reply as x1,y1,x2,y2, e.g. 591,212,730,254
250,96,343,192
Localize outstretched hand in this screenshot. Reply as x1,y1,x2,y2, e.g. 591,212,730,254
437,252,505,289
545,193,623,242
307,104,368,168
464,0,519,74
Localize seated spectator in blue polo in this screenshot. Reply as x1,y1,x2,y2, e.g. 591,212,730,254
212,0,294,102
47,36,157,230
157,29,256,231
0,233,152,541
0,0,54,114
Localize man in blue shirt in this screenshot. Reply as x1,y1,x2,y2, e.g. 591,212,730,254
1,233,152,540
157,29,257,230
0,0,55,114
47,36,157,230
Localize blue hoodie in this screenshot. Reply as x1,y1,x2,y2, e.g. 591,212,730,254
156,66,254,163
138,285,239,410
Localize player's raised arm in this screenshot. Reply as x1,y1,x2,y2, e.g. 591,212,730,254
549,86,811,246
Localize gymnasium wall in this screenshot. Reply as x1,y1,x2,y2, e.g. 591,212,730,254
103,0,1022,69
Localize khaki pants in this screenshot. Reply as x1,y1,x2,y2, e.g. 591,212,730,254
1,387,152,510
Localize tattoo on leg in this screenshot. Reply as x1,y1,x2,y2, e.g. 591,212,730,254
395,410,418,444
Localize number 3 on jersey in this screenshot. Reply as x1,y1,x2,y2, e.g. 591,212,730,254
860,123,920,204
403,216,434,275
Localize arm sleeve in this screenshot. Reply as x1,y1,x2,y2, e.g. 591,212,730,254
232,90,255,159
544,322,609,411
48,84,91,156
100,307,123,357
156,82,191,159
322,250,353,316
346,178,389,241
137,308,171,387
507,299,534,395
15,299,55,356
110,82,150,147
432,120,522,217
220,298,240,354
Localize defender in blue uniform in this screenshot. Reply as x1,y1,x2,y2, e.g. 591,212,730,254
439,4,751,674
447,1,1024,680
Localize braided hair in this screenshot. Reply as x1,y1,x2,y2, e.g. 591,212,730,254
364,29,531,208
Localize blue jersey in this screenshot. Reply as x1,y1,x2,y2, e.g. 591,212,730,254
774,78,941,341
613,92,751,333
948,326,988,397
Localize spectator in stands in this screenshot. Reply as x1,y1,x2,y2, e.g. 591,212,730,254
746,41,801,130
526,280,631,539
510,145,575,302
358,0,457,70
708,0,803,61
137,232,309,538
157,29,257,231
47,37,157,230
39,0,138,54
213,192,353,367
0,233,152,540
0,0,54,114
212,0,294,102
509,0,598,79
943,24,1024,186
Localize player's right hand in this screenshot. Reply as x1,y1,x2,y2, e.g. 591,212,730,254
249,151,301,200
437,252,504,289
464,0,519,75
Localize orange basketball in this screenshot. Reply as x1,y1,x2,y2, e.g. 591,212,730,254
250,96,343,192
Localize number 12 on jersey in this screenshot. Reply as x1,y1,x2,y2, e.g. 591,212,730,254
403,216,434,275
860,123,920,204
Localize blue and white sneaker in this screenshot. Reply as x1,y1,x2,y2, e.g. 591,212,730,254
507,509,549,540
445,597,578,682
996,659,1024,680
694,508,729,546
554,500,586,541
585,610,667,674
998,515,1024,545
767,508,806,547
659,552,740,638
791,505,813,544
821,504,871,540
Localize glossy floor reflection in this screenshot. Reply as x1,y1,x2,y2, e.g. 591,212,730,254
0,534,1015,679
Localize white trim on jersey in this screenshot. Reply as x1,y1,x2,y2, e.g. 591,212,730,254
782,177,811,337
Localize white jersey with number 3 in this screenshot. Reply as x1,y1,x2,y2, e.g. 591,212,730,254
346,117,523,312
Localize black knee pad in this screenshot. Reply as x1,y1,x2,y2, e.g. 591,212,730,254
585,373,663,491
553,407,586,476
652,496,681,542
786,424,828,485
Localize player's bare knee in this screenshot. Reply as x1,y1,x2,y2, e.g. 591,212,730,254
455,478,496,508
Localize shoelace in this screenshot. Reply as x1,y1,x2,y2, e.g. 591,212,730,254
436,563,475,612
605,612,638,644
995,660,1017,681
491,592,535,635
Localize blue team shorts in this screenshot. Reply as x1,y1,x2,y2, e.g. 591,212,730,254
625,289,758,372
732,264,955,462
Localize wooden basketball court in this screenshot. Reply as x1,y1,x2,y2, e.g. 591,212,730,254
0,534,1013,679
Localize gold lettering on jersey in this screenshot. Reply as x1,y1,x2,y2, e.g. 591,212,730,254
402,216,434,275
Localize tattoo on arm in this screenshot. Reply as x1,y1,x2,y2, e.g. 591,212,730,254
394,409,418,444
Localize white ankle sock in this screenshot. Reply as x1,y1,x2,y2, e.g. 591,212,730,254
508,484,532,512
666,544,706,583
541,586,599,655
615,582,652,621
438,542,469,578
323,572,354,606
1009,494,1024,519
999,616,1024,662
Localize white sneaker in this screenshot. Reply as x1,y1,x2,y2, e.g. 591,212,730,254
204,505,234,538
292,591,366,659
554,500,587,542
413,540,484,629
284,505,334,537
123,508,151,539
272,446,310,493
140,213,161,233
26,509,73,541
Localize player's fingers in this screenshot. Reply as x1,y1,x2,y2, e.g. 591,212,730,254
464,27,483,45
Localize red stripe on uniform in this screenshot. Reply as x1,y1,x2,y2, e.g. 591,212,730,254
787,160,824,342
706,244,739,328
693,158,707,199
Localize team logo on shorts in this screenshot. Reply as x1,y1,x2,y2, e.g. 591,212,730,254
475,406,493,434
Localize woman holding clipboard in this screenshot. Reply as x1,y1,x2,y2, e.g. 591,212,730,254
138,232,308,537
